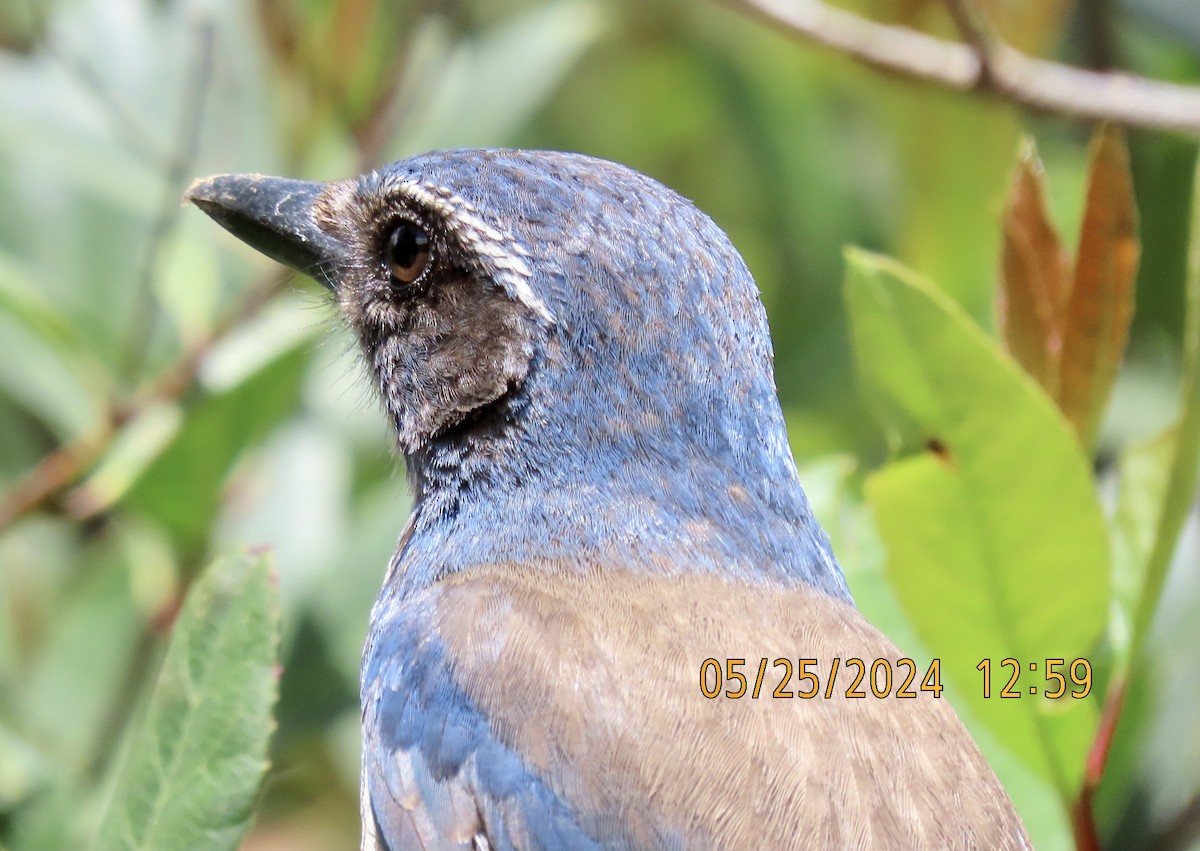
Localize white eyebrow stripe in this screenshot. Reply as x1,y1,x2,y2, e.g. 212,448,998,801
382,177,556,325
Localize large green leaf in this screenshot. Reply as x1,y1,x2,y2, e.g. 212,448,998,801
807,457,1074,849
91,551,280,851
845,250,1110,799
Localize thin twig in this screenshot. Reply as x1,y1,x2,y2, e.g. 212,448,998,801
1079,0,1118,71
1072,679,1125,851
119,22,215,384
0,269,289,533
723,0,1200,135
940,0,995,86
0,427,113,530
46,41,172,169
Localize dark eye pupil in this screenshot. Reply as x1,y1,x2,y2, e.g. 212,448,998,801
387,222,430,283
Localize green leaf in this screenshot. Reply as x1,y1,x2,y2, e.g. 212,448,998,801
845,249,1110,799
0,722,49,811
14,557,142,772
0,252,108,440
123,345,309,552
793,455,855,543
1126,153,1200,663
1108,429,1176,655
91,551,281,851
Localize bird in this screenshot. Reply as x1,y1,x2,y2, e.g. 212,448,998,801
186,149,1031,850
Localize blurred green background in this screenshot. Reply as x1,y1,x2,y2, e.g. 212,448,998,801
0,0,1197,848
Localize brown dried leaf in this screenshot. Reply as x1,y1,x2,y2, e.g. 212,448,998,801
1058,125,1140,448
998,138,1071,394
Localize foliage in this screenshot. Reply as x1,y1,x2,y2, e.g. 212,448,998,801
92,552,281,851
847,247,1109,799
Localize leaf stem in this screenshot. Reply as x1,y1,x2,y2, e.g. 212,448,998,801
1128,158,1200,666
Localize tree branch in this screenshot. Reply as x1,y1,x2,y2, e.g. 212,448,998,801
0,269,289,533
723,0,1200,135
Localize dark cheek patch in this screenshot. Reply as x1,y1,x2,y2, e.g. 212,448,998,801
365,276,536,453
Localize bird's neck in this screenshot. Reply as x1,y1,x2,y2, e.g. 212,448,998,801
384,391,852,605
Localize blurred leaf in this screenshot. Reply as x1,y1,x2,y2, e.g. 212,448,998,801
75,294,324,518
153,229,223,350
91,551,280,851
1124,153,1200,662
1,777,78,851
307,476,409,683
0,254,85,356
846,249,1110,797
70,402,183,518
0,253,108,440
0,313,98,445
0,723,48,811
999,138,1071,395
0,516,83,667
124,346,310,552
198,295,322,393
15,556,142,773
216,421,351,621
839,252,942,452
1058,126,1140,449
882,88,1018,317
794,454,856,549
0,88,158,222
1109,429,1175,654
395,0,607,155
1,519,177,849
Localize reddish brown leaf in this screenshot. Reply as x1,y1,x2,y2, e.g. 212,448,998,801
1057,125,1140,448
998,138,1071,394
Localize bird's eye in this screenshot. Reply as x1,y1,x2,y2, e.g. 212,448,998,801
386,221,431,284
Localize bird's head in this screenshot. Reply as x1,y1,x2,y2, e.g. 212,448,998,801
187,150,780,464
187,149,848,596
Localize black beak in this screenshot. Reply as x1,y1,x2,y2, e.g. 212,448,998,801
184,174,343,290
